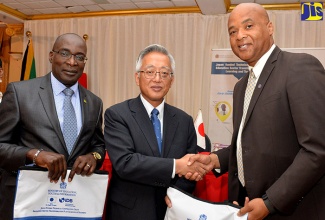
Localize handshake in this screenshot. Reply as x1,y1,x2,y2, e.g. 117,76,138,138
175,153,220,181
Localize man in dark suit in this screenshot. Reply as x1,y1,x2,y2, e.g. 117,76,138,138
185,3,325,220
0,33,105,219
104,44,199,220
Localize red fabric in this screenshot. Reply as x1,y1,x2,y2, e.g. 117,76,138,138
193,172,228,202
99,152,112,174
193,152,228,202
78,73,87,88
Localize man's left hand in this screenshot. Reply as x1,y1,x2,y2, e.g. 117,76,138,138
237,197,269,220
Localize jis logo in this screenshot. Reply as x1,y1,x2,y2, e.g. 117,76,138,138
301,2,323,21
60,181,67,189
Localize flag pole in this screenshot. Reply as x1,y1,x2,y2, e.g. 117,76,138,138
26,31,32,39
83,34,88,41
20,31,36,80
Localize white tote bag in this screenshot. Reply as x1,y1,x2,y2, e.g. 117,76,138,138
14,167,109,220
165,186,247,220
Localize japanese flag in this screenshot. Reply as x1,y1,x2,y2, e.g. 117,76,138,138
194,110,206,150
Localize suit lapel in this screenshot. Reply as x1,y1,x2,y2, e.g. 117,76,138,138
130,96,161,157
234,75,248,132
39,73,66,148
244,47,280,126
162,104,178,157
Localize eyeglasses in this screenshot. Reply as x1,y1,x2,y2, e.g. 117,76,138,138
52,49,87,63
138,68,173,80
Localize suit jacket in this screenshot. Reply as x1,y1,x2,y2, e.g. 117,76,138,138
215,46,325,219
104,96,197,220
0,73,105,219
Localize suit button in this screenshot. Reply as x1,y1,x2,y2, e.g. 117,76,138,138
235,172,238,176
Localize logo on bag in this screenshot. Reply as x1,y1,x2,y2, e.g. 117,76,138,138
59,197,73,203
60,181,67,189
198,214,207,220
46,197,57,206
48,197,56,204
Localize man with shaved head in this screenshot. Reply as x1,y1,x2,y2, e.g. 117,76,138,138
186,3,325,219
0,33,105,219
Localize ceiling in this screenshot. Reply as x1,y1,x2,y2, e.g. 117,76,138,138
0,0,308,24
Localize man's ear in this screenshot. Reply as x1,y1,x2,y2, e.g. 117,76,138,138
135,72,140,86
49,51,54,63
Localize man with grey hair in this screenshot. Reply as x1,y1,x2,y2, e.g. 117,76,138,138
104,44,201,220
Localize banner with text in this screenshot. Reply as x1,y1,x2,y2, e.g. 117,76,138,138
208,49,248,151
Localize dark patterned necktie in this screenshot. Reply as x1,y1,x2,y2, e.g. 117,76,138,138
151,108,162,154
63,88,77,154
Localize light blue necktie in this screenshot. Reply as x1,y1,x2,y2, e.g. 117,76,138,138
63,88,77,154
151,108,162,154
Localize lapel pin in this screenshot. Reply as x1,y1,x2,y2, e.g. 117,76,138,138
258,84,262,89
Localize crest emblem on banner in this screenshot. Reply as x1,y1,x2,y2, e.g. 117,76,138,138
60,182,67,189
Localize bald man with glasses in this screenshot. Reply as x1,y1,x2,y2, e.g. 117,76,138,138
0,33,105,219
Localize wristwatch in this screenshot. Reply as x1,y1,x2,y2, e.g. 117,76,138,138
262,194,276,214
92,152,102,161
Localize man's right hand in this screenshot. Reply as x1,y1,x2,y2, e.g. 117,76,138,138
184,153,220,180
175,154,204,181
27,149,67,183
165,195,172,208
175,154,217,181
